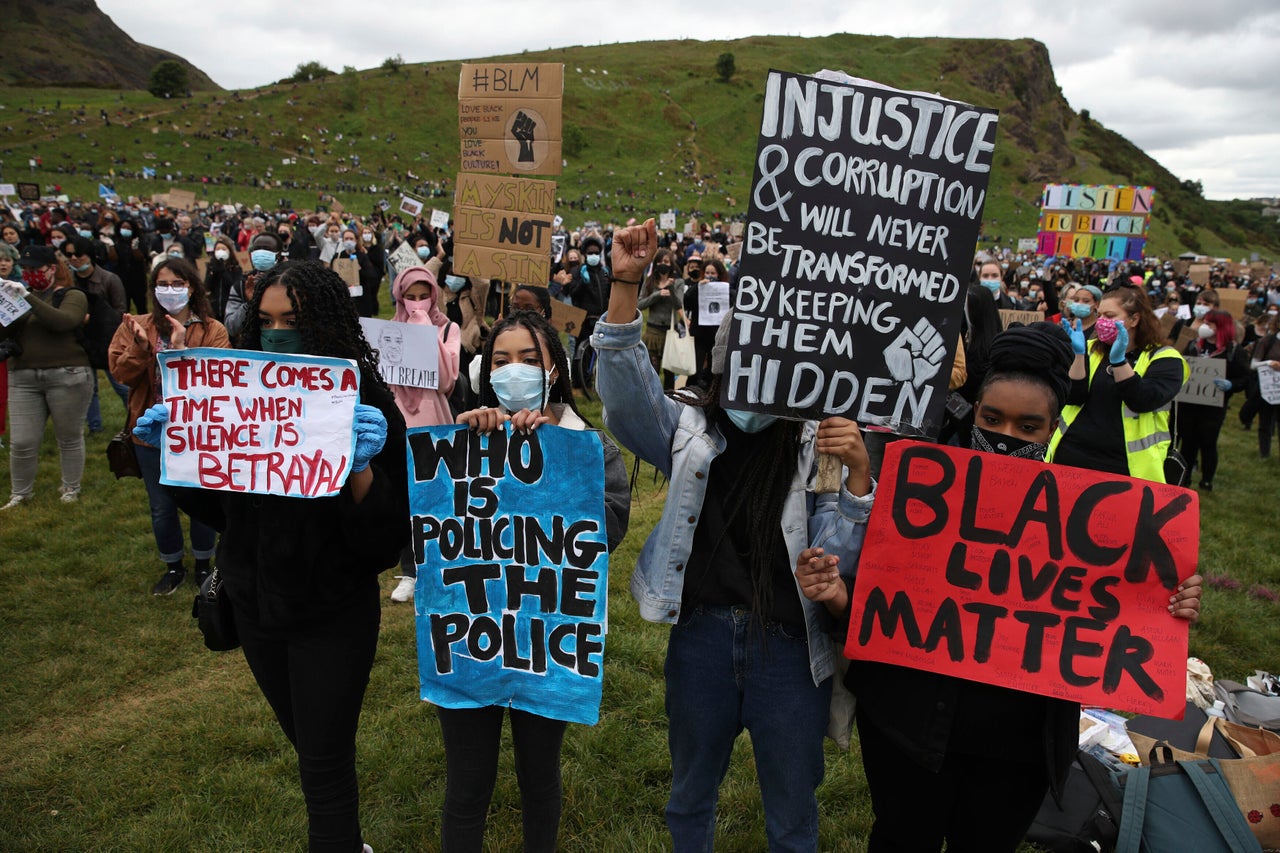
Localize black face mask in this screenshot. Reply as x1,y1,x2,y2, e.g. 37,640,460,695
655,264,672,277
970,426,1047,461
687,268,703,282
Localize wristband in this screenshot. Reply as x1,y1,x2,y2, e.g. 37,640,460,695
612,276,642,286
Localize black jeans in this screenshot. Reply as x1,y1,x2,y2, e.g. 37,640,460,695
436,705,568,853
236,583,381,853
1260,404,1280,458
1176,404,1226,484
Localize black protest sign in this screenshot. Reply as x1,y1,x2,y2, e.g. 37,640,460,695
722,70,998,436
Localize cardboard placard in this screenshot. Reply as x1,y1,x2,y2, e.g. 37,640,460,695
1175,356,1226,407
332,257,362,291
728,222,744,239
1159,311,1178,342
409,424,608,725
453,242,549,286
1172,260,1191,276
454,204,555,256
1036,184,1154,262
166,189,196,211
548,296,589,336
1175,327,1198,353
845,441,1197,718
453,173,556,216
235,251,250,272
722,69,997,435
659,212,677,231
156,348,360,498
999,309,1043,329
0,288,32,327
1216,288,1248,318
359,317,440,390
1260,365,1280,406
1188,265,1211,286
388,241,422,280
458,63,563,175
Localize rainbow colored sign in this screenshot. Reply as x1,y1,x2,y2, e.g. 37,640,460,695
1036,184,1155,262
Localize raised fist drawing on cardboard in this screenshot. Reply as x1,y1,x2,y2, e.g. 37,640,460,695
512,111,537,163
884,317,945,389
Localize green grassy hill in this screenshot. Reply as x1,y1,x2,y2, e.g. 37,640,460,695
2,33,1275,258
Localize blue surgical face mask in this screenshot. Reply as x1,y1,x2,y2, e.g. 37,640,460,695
260,328,303,354
445,275,467,292
585,253,601,267
416,246,431,260
726,408,779,434
69,260,92,274
120,228,133,238
342,239,357,253
78,229,93,239
250,249,277,271
154,286,189,314
979,278,1001,296
489,363,553,413
1193,304,1211,319
1069,301,1092,319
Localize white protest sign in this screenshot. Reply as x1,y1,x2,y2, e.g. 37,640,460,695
359,318,440,390
430,209,451,230
0,184,15,197
1175,356,1226,407
156,348,360,498
1017,238,1037,252
1260,365,1280,406
388,240,423,279
0,288,32,327
659,211,677,231
400,196,424,217
698,280,730,327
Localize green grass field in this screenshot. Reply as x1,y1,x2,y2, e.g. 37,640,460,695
1,371,1278,852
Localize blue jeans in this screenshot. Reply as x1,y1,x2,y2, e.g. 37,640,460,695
85,369,130,432
134,443,217,564
664,605,832,853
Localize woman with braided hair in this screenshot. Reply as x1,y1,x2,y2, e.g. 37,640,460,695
798,322,1203,852
434,309,629,852
132,260,409,853
594,218,873,851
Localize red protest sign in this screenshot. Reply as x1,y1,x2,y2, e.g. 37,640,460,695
845,441,1197,717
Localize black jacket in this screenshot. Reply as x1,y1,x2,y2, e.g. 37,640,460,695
172,371,409,628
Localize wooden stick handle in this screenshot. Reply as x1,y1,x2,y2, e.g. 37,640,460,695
816,452,843,495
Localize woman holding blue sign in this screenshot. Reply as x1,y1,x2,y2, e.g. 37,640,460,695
595,218,875,852
798,321,1204,852
134,260,408,853
431,308,629,853
108,256,229,595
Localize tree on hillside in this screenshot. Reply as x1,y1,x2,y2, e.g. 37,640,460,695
382,54,404,76
290,61,334,83
716,52,735,83
148,60,188,99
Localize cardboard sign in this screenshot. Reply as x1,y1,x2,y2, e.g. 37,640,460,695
999,309,1043,329
549,296,589,336
659,212,677,231
430,209,451,230
1172,260,1191,276
1036,185,1154,262
1189,265,1211,286
1260,365,1280,406
17,183,40,201
1175,327,1198,353
845,441,1197,718
1216,288,1248,318
400,196,424,217
697,280,731,327
359,317,440,390
156,348,360,498
1175,356,1226,407
1159,312,1178,342
458,63,563,175
388,241,423,281
722,69,998,435
409,424,608,725
332,257,361,291
167,189,196,211
0,288,32,327
453,173,556,285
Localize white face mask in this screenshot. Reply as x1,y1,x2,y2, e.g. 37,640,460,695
213,248,230,261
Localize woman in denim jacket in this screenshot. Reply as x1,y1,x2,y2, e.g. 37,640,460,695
593,218,874,852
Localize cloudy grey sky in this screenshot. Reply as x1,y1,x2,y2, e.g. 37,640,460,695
98,0,1279,201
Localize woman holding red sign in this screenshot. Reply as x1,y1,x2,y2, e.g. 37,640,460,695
798,321,1203,852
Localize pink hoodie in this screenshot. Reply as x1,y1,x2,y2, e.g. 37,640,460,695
389,265,461,428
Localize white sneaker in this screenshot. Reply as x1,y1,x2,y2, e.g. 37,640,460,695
363,845,373,853
390,575,416,603
60,489,80,504
1,494,28,511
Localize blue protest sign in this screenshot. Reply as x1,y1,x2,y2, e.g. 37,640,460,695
408,424,608,725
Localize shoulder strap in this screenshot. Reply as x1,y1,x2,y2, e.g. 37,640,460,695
1115,765,1150,853
1182,759,1262,851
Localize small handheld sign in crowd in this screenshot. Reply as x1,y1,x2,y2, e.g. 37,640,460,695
156,348,360,498
1175,357,1227,407
722,69,999,437
408,424,610,726
0,288,32,327
358,317,440,390
845,441,1198,718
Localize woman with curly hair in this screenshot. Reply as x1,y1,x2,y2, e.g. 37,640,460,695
132,261,409,853
108,257,229,595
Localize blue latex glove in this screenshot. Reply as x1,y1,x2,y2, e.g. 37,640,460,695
350,403,388,473
1061,317,1087,355
132,403,170,447
1212,378,1232,392
1109,323,1130,365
